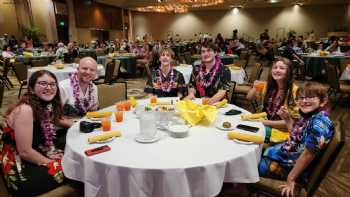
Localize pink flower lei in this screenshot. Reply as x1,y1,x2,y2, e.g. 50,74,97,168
198,56,221,87
41,104,56,147
69,72,94,114
157,68,175,92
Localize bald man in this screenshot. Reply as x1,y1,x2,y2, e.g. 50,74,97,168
59,57,99,117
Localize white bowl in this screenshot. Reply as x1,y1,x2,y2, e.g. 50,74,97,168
168,125,189,138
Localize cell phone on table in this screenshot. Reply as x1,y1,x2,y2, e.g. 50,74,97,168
236,124,259,133
85,145,111,156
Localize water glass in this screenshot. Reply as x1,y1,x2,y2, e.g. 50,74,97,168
139,111,157,140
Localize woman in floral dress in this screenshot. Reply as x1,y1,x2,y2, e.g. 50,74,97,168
144,47,186,97
0,70,71,196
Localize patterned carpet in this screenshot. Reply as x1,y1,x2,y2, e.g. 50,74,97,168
1,72,349,197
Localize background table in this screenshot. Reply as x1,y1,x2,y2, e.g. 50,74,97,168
15,54,56,65
97,55,137,75
62,98,265,197
174,64,245,84
191,54,239,65
301,54,350,81
28,64,105,82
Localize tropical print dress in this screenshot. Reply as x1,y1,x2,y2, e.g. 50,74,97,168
189,58,231,98
258,110,334,182
144,68,186,97
0,121,65,196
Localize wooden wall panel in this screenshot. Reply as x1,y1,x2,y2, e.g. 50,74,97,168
73,0,122,30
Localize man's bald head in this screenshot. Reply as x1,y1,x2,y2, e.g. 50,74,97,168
77,57,97,84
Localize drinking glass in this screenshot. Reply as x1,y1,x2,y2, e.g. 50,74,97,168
101,118,111,131
139,111,157,140
115,111,123,123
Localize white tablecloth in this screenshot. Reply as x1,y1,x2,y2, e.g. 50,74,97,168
174,64,246,84
62,98,264,197
340,69,350,81
27,64,105,82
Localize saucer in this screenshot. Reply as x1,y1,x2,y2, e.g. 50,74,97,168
215,121,235,131
233,139,254,145
96,137,115,144
135,133,161,143
168,125,189,138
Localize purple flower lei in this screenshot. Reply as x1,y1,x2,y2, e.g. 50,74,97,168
41,104,56,147
198,56,221,87
157,68,175,92
69,72,94,114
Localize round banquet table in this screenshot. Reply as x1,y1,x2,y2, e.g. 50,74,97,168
27,64,105,82
301,54,350,81
174,64,246,84
62,98,265,197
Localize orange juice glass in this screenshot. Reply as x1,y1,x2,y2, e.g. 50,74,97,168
202,98,210,105
124,101,131,111
150,96,157,104
101,118,111,131
255,81,265,93
115,111,123,122
116,102,125,111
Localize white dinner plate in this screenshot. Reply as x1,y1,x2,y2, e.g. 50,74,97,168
233,139,254,145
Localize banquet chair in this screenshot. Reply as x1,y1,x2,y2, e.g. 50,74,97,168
113,60,121,80
231,63,263,103
0,82,4,107
12,62,28,98
0,58,14,89
249,120,345,197
31,59,47,67
97,82,127,108
324,61,350,108
233,59,248,70
184,51,192,64
339,58,350,73
94,61,115,85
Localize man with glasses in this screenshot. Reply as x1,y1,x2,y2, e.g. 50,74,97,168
59,57,99,117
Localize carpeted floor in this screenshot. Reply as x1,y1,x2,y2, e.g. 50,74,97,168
1,70,349,197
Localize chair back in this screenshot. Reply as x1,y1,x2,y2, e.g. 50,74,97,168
74,58,81,64
96,48,106,56
227,82,236,104
184,51,192,64
324,61,340,91
31,59,47,67
305,120,345,196
13,62,28,82
2,59,11,77
239,50,249,60
104,61,116,84
113,60,121,79
97,83,127,108
233,59,247,69
339,58,350,73
0,82,4,107
247,63,263,83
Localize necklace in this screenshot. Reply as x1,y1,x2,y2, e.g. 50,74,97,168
69,72,94,114
157,67,175,92
198,57,221,87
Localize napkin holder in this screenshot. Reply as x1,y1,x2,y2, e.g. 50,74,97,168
80,121,101,133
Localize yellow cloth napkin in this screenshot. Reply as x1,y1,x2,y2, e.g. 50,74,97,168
227,131,264,144
270,128,289,143
88,131,121,144
86,111,112,118
176,100,217,126
240,112,267,121
23,51,33,57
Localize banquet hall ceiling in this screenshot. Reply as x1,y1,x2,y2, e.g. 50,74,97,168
97,0,350,10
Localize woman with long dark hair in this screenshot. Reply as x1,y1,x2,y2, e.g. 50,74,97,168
0,70,71,196
247,57,299,142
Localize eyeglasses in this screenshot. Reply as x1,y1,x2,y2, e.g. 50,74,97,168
296,96,318,102
36,81,57,89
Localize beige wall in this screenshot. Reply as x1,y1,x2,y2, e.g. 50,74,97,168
132,4,350,41
0,0,20,37
29,0,57,42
